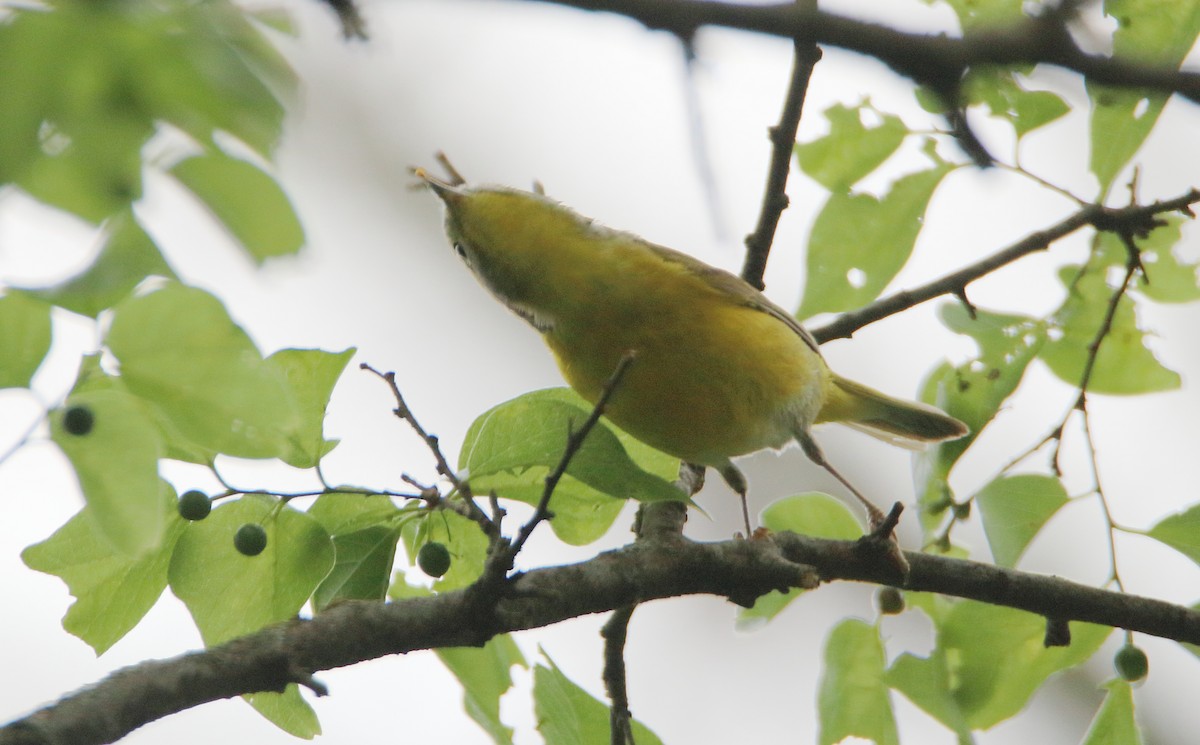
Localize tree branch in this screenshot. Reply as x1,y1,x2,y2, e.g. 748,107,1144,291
741,31,822,290
8,530,1200,745
527,0,1200,104
812,189,1200,343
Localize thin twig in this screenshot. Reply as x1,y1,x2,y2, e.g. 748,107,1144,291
741,28,821,290
509,352,637,556
812,190,1200,343
1073,240,1142,593
602,605,638,745
360,362,495,534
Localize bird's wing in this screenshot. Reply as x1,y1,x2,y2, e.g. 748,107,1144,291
642,239,822,356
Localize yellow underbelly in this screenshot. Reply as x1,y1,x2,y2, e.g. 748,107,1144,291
544,300,829,467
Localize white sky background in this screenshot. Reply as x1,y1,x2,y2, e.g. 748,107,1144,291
2,0,1200,742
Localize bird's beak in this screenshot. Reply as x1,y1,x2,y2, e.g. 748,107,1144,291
410,167,466,206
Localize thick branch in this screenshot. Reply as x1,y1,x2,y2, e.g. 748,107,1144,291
7,532,1200,745
812,189,1200,342
530,0,1200,104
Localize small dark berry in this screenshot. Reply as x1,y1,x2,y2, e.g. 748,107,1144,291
178,490,212,521
417,541,452,578
876,586,906,615
62,405,95,436
234,523,268,556
1114,644,1148,682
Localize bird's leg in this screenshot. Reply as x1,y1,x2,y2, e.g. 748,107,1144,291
795,430,887,529
715,462,752,537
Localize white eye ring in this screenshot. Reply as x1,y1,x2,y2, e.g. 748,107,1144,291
453,242,467,258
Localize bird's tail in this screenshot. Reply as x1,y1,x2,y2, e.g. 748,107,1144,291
818,373,968,449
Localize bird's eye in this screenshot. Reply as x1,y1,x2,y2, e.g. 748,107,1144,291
453,242,467,258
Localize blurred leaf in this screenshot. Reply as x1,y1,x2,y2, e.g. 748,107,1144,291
974,474,1069,568
1087,0,1200,193
0,1,296,223
1080,680,1144,745
916,305,1044,533
798,155,954,318
534,651,663,745
1147,504,1200,566
1096,216,1200,303
740,493,863,626
168,494,334,646
22,484,185,653
818,619,899,745
461,389,685,504
964,67,1070,138
0,292,52,388
1041,264,1180,394
400,509,488,591
265,347,356,468
437,636,527,745
106,283,301,458
51,389,166,555
171,153,304,263
795,102,908,191
887,601,1110,730
23,211,177,318
151,0,296,156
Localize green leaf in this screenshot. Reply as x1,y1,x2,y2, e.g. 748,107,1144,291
312,526,399,611
468,469,625,546
168,494,334,646
916,305,1044,534
818,619,899,745
0,292,52,388
740,493,864,626
400,509,488,592
437,636,527,744
762,492,865,539
1081,679,1144,745
534,652,663,745
51,389,167,555
21,483,185,653
171,153,304,263
106,283,301,458
795,102,908,191
148,1,295,158
1087,0,1200,193
23,212,177,318
964,68,1070,138
529,387,681,481
974,474,1070,568
1097,216,1200,303
265,347,356,468
1040,264,1180,394
1147,504,1200,566
0,0,295,224
460,389,685,504
307,491,402,535
798,156,954,319
246,687,321,739
887,601,1111,730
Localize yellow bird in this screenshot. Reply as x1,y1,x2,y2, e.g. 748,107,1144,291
416,165,966,533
